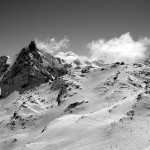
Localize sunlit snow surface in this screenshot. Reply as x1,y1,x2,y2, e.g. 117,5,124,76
0,63,150,150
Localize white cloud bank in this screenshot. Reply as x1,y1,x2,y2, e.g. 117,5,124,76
35,38,69,54
87,33,150,64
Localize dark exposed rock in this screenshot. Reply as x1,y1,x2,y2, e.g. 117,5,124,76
55,57,73,69
121,62,125,65
50,77,69,105
81,66,91,73
12,138,17,143
50,78,68,91
66,101,84,109
0,56,10,78
126,110,135,116
65,100,88,113
110,62,120,68
57,85,68,105
0,41,67,97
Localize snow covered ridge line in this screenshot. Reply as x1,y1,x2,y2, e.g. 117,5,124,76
55,51,103,68
1,59,150,150
55,51,139,69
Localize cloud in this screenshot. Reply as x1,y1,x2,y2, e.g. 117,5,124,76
35,37,69,54
87,33,150,64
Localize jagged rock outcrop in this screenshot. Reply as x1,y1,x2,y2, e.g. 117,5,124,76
0,41,67,97
0,56,10,78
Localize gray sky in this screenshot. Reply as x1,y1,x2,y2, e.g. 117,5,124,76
0,0,150,57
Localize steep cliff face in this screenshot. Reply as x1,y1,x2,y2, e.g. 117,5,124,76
0,56,10,78
0,41,67,97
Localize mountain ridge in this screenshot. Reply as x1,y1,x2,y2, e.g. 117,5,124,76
0,42,150,150
0,41,67,98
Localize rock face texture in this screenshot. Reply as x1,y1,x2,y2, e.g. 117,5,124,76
0,41,67,97
0,56,10,78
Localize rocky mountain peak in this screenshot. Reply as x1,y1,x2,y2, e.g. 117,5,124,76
28,41,37,51
15,41,43,65
0,41,67,98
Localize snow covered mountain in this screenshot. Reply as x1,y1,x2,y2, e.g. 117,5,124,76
55,51,98,69
0,42,150,150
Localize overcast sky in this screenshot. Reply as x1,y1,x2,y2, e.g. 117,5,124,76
0,0,150,57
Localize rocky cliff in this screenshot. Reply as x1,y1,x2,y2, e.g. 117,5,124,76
0,41,67,97
0,56,10,78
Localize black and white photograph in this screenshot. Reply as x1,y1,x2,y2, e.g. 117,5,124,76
0,0,150,149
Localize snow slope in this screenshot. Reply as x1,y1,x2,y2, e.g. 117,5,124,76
0,62,150,150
